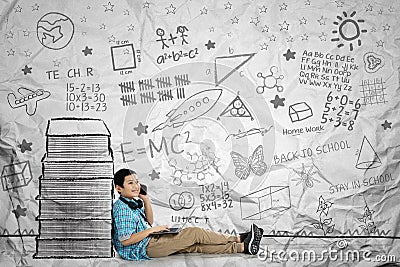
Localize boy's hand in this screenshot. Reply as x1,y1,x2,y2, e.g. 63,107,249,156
139,193,150,201
150,225,169,233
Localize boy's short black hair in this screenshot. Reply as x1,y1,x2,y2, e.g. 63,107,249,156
114,168,136,189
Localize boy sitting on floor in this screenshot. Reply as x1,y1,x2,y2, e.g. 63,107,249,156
112,168,264,261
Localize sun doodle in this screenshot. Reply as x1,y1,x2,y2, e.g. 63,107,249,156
331,11,367,51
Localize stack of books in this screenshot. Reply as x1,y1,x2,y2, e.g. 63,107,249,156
35,118,114,258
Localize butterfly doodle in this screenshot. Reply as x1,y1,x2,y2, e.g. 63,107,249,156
230,145,267,180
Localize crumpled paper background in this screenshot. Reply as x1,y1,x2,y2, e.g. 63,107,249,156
0,0,399,266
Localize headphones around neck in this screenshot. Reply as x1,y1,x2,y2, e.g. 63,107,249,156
120,197,143,210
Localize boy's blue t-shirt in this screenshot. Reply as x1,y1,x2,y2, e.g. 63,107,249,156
112,196,152,261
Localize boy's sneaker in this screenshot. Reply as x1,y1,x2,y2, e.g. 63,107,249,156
243,224,264,255
239,231,250,243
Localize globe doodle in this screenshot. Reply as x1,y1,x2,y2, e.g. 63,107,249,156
37,12,74,50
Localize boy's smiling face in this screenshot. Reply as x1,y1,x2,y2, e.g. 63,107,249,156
116,174,141,199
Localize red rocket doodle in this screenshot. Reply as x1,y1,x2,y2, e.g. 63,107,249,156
152,89,222,132
7,87,51,116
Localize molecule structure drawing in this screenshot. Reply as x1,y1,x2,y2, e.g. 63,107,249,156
256,66,284,94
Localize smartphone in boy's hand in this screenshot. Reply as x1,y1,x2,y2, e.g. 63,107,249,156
139,184,147,195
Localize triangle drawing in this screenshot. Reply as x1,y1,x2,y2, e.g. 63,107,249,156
214,53,256,86
355,136,382,170
218,95,254,120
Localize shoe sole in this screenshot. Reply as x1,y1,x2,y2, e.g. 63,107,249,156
249,224,263,255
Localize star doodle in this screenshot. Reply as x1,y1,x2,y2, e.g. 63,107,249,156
134,122,148,136
261,25,269,33
283,49,296,61
304,0,311,5
269,34,277,41
200,7,208,15
82,46,93,56
299,17,307,25
260,43,268,50
24,50,32,57
227,32,233,37
166,4,176,14
270,95,285,108
80,16,87,22
32,3,40,11
5,31,14,39
205,40,215,50
103,2,114,12
377,9,383,15
143,1,150,8
224,2,232,9
12,205,27,218
22,65,32,75
7,49,15,56
209,27,215,32
53,59,61,67
100,23,106,30
18,139,32,153
301,33,309,41
250,17,260,26
286,36,294,42
388,6,394,12
123,9,130,15
149,169,160,180
231,16,239,24
279,20,289,30
14,5,22,12
365,4,373,12
259,5,267,13
376,40,384,47
127,24,135,31
279,3,288,11
383,24,390,31
370,27,376,32
381,120,392,130
319,32,327,41
335,0,344,8
23,30,30,37
108,35,116,43
317,16,327,25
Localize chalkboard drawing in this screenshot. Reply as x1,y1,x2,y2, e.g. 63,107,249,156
169,150,219,186
218,95,254,121
152,89,222,132
363,52,384,73
1,161,33,191
357,204,376,234
311,195,335,235
37,12,74,50
214,53,255,86
355,136,381,170
119,81,136,106
169,192,195,211
291,163,320,188
240,186,291,220
360,78,387,106
331,11,367,51
288,102,313,122
7,87,51,116
230,145,267,180
35,118,114,258
110,43,136,71
256,66,284,94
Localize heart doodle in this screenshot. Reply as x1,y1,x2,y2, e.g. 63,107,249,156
363,52,384,73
